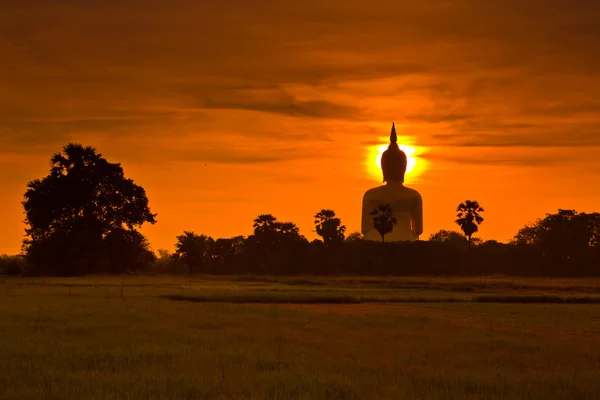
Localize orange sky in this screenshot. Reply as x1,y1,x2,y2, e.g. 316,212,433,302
1,0,600,254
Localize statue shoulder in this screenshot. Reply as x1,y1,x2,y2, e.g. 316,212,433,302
363,185,386,200
403,186,423,200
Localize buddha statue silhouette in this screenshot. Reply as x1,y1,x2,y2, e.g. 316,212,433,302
361,123,423,241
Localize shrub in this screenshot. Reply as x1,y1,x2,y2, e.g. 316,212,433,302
0,254,27,276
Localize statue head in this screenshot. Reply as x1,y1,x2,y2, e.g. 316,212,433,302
380,122,407,183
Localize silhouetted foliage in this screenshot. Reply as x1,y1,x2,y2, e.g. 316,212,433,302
212,236,245,274
0,254,26,276
244,214,308,274
153,249,180,274
370,204,397,242
150,207,600,278
511,209,600,275
174,231,214,282
104,228,156,273
11,147,600,279
429,230,482,248
314,209,346,245
345,232,364,242
455,200,484,247
21,144,156,276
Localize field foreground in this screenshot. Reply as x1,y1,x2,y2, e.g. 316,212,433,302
1,276,600,399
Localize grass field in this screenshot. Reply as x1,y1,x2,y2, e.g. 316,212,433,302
1,275,600,399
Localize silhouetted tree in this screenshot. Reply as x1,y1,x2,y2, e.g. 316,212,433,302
429,229,482,247
276,222,300,237
370,204,397,242
252,214,304,246
455,200,484,248
153,249,179,274
0,254,26,276
212,236,245,273
345,232,364,242
511,209,600,273
104,228,156,273
22,143,156,275
253,214,278,237
174,231,214,285
314,209,346,245
246,214,308,274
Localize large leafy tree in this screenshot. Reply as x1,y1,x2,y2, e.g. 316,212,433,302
22,143,156,275
511,209,600,265
455,200,484,247
104,228,156,273
370,204,397,243
314,209,346,245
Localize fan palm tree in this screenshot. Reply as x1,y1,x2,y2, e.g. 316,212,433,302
455,200,485,248
370,204,397,243
253,214,277,235
50,143,102,175
174,231,214,286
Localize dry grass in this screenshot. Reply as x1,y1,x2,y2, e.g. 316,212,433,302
1,276,600,399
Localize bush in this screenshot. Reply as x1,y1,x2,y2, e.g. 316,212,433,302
0,254,27,276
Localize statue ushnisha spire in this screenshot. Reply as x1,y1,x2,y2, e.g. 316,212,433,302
390,122,397,145
381,122,407,183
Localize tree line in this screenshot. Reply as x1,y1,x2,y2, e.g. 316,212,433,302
1,143,599,277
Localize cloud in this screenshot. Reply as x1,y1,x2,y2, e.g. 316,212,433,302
175,86,363,120
423,152,571,168
164,147,318,165
1,0,599,157
405,114,471,123
524,102,600,117
426,122,600,148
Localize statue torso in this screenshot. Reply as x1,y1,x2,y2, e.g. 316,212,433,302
362,182,422,242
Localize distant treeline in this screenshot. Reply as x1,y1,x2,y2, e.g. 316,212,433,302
2,209,599,278
1,143,599,278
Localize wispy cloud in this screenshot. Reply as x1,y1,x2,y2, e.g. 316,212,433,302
175,86,364,120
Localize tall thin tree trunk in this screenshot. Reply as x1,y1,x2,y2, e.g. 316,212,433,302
120,272,126,297
467,235,472,276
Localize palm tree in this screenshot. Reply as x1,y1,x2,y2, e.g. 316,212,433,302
313,209,346,245
253,214,277,235
174,231,214,286
50,143,102,176
369,204,397,242
455,200,485,248
277,222,300,236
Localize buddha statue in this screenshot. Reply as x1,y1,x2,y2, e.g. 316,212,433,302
361,123,423,241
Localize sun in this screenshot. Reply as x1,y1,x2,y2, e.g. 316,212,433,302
366,139,427,183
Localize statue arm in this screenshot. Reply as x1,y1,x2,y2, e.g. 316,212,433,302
361,193,372,236
412,193,423,238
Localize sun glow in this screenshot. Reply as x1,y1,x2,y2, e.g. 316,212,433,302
366,139,427,183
